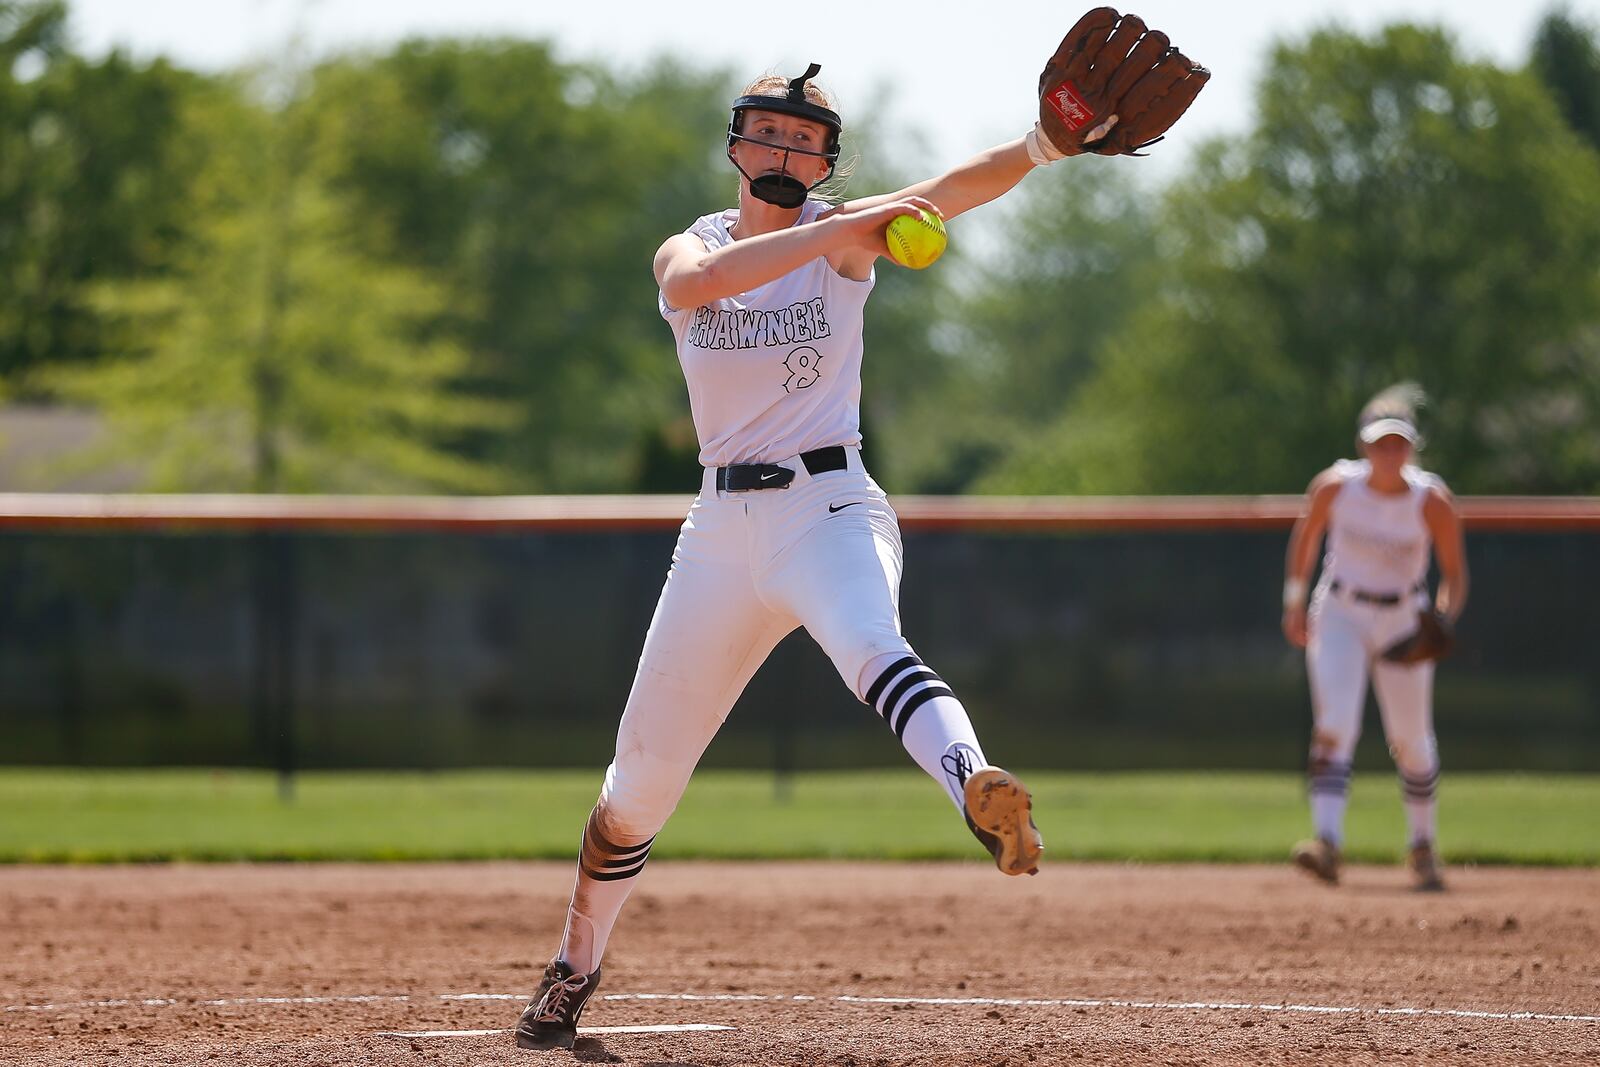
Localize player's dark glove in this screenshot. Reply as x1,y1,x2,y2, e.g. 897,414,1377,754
1032,7,1210,159
1381,609,1456,665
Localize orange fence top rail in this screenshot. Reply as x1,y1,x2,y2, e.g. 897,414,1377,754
1,493,1598,532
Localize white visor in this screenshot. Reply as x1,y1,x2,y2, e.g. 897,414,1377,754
1358,417,1419,444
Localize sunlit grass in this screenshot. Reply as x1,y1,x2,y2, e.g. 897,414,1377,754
0,768,1594,865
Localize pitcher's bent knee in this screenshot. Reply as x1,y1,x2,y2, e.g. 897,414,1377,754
595,752,693,843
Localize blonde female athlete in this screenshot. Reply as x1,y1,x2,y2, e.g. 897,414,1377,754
514,65,1068,1050
1281,384,1469,892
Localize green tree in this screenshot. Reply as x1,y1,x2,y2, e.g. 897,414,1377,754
0,1,201,381
982,24,1600,494
881,156,1159,492
1531,7,1600,152
36,74,510,492
302,44,736,491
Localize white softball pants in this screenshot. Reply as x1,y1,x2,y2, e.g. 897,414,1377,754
599,446,920,840
555,447,990,972
1306,587,1438,774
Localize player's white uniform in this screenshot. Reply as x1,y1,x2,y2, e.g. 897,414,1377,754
1305,459,1442,847
553,200,991,974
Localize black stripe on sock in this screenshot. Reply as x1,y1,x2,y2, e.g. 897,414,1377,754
582,840,654,881
582,857,650,881
879,669,943,721
891,683,953,738
1399,765,1440,798
864,655,920,708
1308,762,1351,796
591,841,655,868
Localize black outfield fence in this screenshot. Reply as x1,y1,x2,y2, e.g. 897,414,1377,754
1,495,1597,773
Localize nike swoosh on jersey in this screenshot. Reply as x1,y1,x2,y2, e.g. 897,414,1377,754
828,502,860,513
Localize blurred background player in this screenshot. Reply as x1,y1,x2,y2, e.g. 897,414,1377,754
1280,383,1469,891
512,65,1062,1051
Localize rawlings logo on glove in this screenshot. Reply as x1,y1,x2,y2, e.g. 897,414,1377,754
1037,6,1210,157
1048,81,1096,130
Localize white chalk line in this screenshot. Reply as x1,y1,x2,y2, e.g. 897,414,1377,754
377,1024,735,1038
3,994,413,1013
6,990,1597,1026
605,992,1600,1024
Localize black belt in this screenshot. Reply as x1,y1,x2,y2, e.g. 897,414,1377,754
1329,580,1421,607
715,446,848,491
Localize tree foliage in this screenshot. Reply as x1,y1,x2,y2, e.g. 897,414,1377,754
0,1,201,379
1532,7,1600,153
982,24,1600,494
37,71,512,492
303,44,737,491
885,156,1160,493
7,12,1600,494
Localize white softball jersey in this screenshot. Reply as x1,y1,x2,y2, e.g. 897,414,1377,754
659,199,872,467
1319,458,1441,598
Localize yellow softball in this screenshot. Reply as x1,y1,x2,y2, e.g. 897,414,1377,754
885,208,947,270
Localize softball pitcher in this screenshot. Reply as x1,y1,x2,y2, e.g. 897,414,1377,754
510,66,1056,1051
1281,384,1469,892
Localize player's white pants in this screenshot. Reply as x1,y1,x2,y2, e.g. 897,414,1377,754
1304,585,1440,846
599,447,921,840
556,447,980,972
1307,588,1437,769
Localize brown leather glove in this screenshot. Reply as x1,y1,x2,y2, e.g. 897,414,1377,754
1037,7,1210,157
1381,609,1457,665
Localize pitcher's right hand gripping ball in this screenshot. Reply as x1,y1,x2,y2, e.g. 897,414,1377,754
1037,7,1210,157
885,208,947,270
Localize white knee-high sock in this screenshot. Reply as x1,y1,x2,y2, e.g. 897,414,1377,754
860,651,988,810
1309,758,1352,847
556,806,654,974
1398,761,1440,847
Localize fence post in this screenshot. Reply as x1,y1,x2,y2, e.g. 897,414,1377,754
252,532,298,803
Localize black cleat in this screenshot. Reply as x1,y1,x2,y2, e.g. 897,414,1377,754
1291,837,1341,885
963,767,1043,876
514,958,602,1051
1409,840,1446,892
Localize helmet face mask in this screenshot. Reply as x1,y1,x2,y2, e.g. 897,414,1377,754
727,63,842,208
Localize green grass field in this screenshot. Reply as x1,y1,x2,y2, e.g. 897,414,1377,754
0,769,1594,865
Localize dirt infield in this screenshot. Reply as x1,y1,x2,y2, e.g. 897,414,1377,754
4,860,1597,1066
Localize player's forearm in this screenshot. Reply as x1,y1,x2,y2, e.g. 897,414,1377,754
1282,523,1314,609
846,140,1036,223
914,140,1037,221
661,218,851,307
1284,520,1319,583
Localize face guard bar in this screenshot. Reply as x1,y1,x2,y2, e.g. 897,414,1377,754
727,62,843,208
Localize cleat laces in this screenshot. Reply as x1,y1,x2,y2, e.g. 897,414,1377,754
534,971,590,1024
